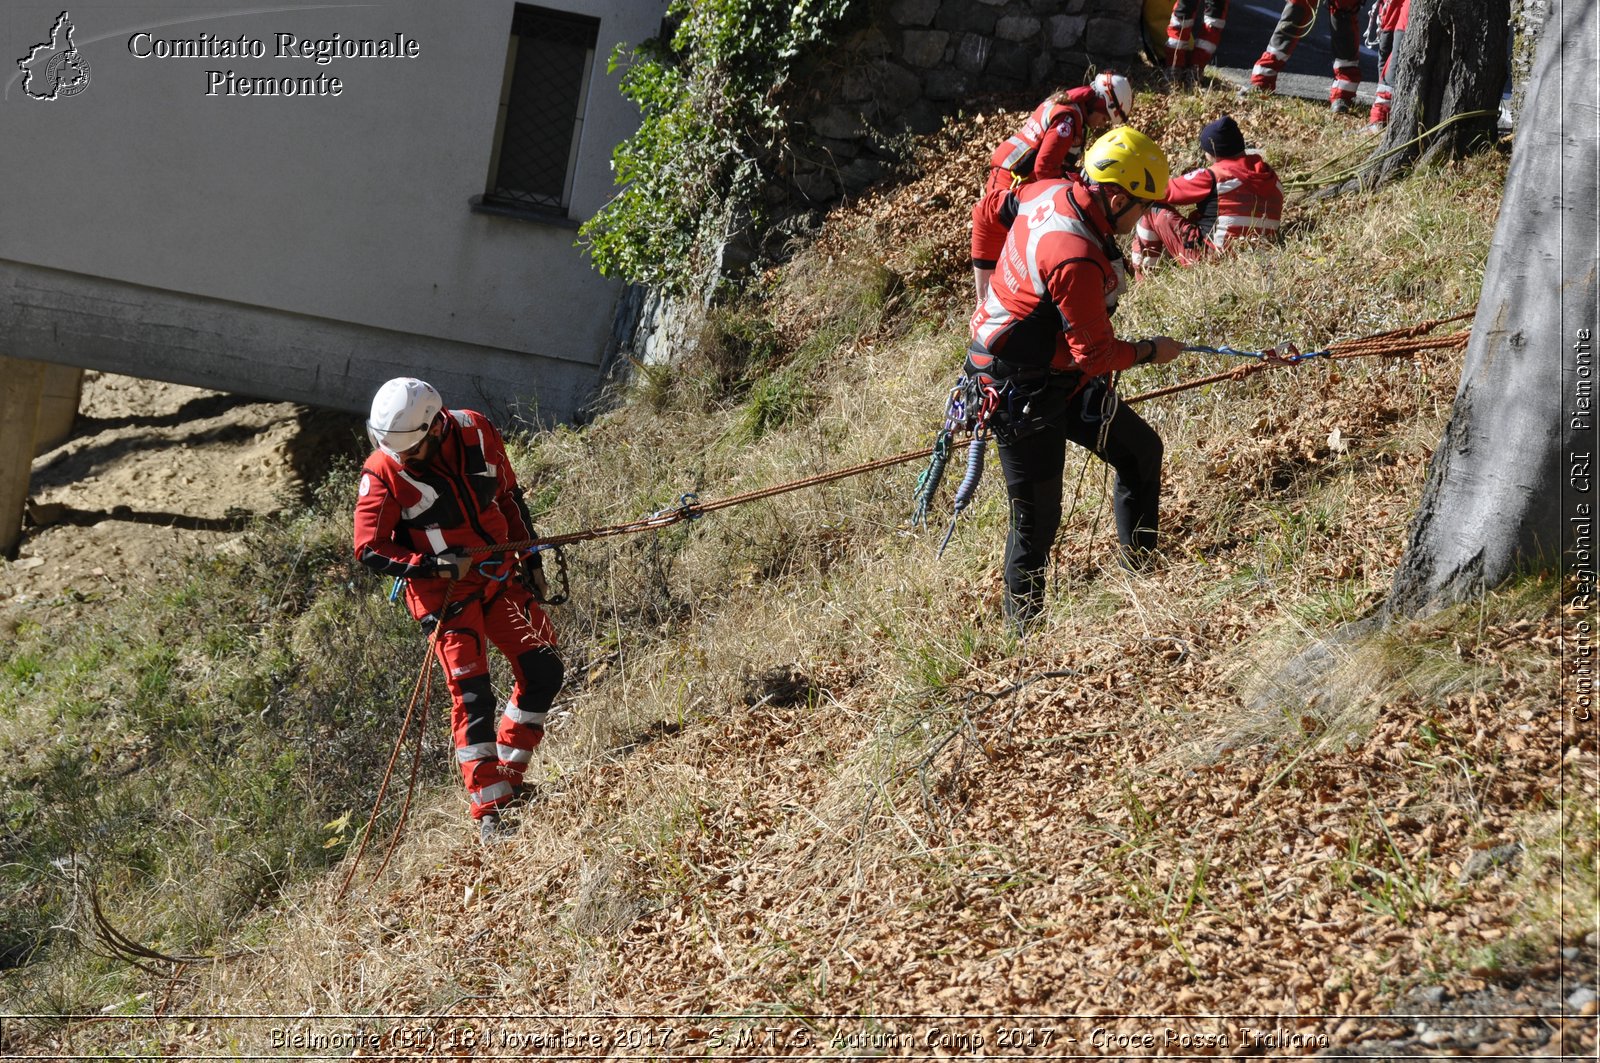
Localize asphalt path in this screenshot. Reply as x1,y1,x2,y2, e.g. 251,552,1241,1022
1206,0,1384,105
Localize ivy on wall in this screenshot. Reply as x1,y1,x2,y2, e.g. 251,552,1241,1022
578,0,856,296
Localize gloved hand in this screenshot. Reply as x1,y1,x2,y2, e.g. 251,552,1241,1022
431,552,471,580
519,554,549,601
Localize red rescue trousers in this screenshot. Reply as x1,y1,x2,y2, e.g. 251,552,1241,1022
431,579,561,818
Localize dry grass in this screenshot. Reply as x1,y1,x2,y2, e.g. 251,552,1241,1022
14,85,1591,1060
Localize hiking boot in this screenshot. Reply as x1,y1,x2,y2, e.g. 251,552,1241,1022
1237,82,1272,101
1330,97,1355,114
478,812,512,846
506,780,539,809
1358,120,1386,135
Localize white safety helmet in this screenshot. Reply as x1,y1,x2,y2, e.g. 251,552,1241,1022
367,377,443,458
1092,72,1133,125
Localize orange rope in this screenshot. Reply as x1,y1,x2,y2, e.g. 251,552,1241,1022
335,578,454,901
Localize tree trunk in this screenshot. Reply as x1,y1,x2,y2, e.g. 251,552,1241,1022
1357,0,1511,190
1387,0,1597,616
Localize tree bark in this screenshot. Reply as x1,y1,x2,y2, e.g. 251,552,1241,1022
1356,0,1511,190
1387,0,1597,616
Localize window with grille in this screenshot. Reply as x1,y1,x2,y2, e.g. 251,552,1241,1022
482,5,600,217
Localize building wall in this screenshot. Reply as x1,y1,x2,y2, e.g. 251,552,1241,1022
0,0,665,422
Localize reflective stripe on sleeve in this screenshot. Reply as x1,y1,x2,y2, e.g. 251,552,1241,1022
498,744,534,765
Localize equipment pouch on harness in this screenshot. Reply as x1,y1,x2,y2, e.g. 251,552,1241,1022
963,353,1083,444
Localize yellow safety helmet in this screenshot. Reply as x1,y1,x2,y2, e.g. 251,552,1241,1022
1083,127,1170,201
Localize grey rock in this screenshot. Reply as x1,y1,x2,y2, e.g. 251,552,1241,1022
901,29,950,68
901,99,947,135
815,136,860,161
840,157,892,196
790,162,840,203
1031,53,1054,85
1457,841,1524,884
846,26,894,58
974,0,1010,6
1097,0,1146,18
889,0,940,26
1568,987,1598,1010
996,15,1043,41
1086,17,1142,58
853,62,925,120
1049,14,1088,49
922,68,975,102
811,107,868,141
955,33,993,73
987,40,1035,82
1411,985,1447,1006
1064,0,1090,13
936,0,998,34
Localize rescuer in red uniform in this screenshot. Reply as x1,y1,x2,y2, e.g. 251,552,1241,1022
1129,114,1283,271
1164,0,1231,84
1245,0,1364,111
967,128,1185,625
352,378,563,845
983,72,1133,196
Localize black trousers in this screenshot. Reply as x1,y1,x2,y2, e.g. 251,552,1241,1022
994,380,1164,619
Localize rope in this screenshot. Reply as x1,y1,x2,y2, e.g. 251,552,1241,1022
462,314,1471,559
335,578,453,902
1281,110,1496,194
1127,314,1471,405
343,313,1468,878
465,440,976,557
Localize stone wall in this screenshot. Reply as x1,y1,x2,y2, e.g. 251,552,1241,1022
781,0,1146,203
610,3,1146,382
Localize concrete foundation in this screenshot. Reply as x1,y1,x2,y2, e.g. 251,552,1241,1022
1,356,46,557
33,364,82,457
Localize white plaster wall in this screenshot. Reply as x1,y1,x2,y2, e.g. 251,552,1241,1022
0,0,662,369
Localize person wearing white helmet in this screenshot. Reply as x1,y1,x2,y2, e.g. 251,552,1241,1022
353,377,565,845
982,72,1133,197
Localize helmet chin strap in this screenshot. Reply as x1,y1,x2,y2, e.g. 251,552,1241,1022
1096,184,1140,226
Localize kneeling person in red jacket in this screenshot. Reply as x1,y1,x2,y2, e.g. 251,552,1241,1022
1129,115,1282,273
352,378,564,845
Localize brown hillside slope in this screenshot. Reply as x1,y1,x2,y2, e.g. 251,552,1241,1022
45,86,1595,1059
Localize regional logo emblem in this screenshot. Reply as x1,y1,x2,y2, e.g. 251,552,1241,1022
18,11,91,100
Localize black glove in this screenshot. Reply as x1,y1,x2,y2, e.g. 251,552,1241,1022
518,553,548,601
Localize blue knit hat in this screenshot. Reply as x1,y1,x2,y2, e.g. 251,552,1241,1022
1199,115,1246,158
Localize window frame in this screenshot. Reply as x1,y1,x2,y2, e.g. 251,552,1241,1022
472,4,601,224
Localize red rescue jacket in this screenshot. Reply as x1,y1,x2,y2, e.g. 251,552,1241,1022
968,178,1137,377
352,408,532,620
1162,151,1283,251
988,87,1099,185
1376,0,1410,31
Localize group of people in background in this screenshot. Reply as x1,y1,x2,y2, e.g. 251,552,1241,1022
1167,0,1409,131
